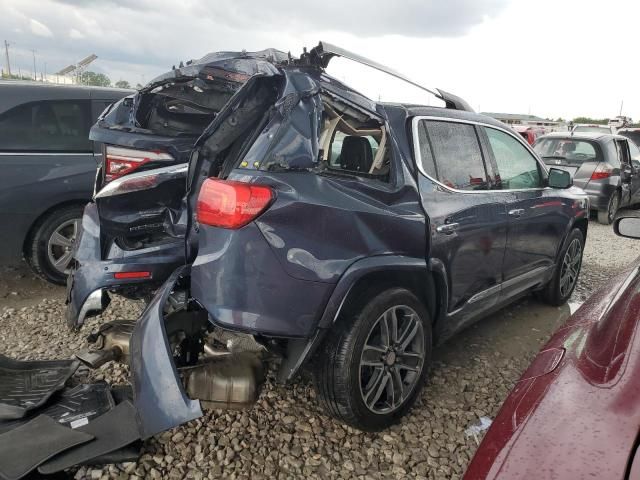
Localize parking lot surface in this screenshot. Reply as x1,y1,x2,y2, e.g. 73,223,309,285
1,221,637,480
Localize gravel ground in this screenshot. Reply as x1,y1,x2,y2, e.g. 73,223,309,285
1,221,639,480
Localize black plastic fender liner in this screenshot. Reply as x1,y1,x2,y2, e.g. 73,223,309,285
0,355,79,420
129,265,203,439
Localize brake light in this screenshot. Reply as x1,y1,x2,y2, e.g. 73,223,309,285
196,179,273,229
114,271,151,279
590,163,613,180
104,146,174,182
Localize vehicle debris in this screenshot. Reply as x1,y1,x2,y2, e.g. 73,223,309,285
464,416,493,445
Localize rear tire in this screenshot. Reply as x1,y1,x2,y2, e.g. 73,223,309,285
597,192,620,225
539,228,584,306
313,287,432,431
26,205,84,285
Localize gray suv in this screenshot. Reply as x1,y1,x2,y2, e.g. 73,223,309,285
0,82,131,284
534,131,640,224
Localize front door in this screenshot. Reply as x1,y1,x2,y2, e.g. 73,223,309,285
480,125,569,296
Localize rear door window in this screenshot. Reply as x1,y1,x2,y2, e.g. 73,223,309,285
485,127,542,189
0,100,92,152
417,120,489,190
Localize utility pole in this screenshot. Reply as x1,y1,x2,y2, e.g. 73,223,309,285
30,49,36,81
3,40,11,77
619,100,624,116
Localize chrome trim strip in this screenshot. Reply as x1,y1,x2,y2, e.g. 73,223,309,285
468,284,501,304
95,163,188,199
467,266,550,304
411,115,551,194
501,266,550,289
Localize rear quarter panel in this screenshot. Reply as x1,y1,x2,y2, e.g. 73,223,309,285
191,167,426,337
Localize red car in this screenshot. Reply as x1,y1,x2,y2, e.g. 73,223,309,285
465,209,640,480
513,125,546,145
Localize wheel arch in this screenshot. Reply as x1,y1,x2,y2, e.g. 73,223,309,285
277,255,446,383
319,256,438,330
572,216,588,245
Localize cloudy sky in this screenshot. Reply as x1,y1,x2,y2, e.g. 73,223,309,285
1,0,637,120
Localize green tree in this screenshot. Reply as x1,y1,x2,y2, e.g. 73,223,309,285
80,71,111,87
115,80,131,89
572,117,608,125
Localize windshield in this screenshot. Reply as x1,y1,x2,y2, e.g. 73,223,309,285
573,125,611,134
534,138,600,164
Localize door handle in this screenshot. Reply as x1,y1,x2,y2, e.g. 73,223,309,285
436,223,459,234
508,209,526,218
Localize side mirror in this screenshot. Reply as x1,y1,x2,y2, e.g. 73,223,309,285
614,209,640,238
548,168,572,188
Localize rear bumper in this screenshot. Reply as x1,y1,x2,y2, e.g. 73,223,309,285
66,203,184,328
581,181,617,211
129,266,203,439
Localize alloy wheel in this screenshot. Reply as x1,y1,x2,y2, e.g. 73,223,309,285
559,238,582,298
359,305,425,414
47,218,80,274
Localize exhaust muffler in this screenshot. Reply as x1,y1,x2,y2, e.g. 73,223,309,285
76,320,136,368
76,319,265,410
181,352,264,410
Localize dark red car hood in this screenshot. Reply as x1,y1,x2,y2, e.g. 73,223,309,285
465,261,640,479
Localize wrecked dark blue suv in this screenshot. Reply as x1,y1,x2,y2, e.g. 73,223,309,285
66,42,588,434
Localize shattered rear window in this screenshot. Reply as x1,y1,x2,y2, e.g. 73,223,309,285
240,88,388,180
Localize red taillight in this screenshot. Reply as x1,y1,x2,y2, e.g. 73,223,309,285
196,179,273,229
590,163,613,180
104,146,174,182
114,271,151,279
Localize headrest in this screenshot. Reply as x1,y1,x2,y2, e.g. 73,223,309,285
340,136,373,173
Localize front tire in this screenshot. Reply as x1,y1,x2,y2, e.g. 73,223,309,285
597,192,620,225
539,228,584,306
313,287,432,431
26,205,84,285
